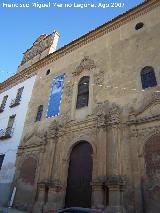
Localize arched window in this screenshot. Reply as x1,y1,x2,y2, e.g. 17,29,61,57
35,105,43,122
141,66,157,89
76,76,89,109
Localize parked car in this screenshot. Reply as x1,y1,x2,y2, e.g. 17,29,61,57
58,207,103,213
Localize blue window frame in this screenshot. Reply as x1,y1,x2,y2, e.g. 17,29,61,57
141,66,157,89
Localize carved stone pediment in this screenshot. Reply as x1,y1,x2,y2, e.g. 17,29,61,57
73,56,96,76
129,92,160,123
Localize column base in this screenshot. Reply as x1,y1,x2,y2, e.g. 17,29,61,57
43,202,57,213
43,181,65,213
32,201,44,213
91,180,105,209
105,205,126,213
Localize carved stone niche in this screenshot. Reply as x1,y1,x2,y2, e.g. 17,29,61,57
73,56,96,76
47,120,59,139
107,103,122,126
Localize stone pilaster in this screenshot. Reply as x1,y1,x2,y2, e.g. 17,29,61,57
43,181,65,213
105,176,126,213
105,104,126,212
33,182,46,213
91,180,105,209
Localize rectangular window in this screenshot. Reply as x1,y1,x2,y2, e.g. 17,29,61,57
35,105,43,122
0,115,16,139
5,115,16,137
10,86,24,108
7,115,16,128
0,95,8,112
16,86,24,101
0,154,5,170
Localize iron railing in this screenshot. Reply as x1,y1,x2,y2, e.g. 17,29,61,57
10,96,21,108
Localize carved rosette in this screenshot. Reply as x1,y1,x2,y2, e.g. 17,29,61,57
73,56,96,76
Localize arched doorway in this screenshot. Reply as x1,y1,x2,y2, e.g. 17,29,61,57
65,141,93,208
143,135,160,213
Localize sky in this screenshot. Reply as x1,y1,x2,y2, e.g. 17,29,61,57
0,0,144,83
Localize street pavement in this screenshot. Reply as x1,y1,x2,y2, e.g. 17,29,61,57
0,207,27,213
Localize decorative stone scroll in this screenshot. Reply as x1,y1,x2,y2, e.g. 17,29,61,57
94,102,122,128
73,56,96,76
59,110,71,127
21,128,47,147
94,69,105,85
63,81,74,104
47,120,59,139
21,33,55,65
94,101,109,128
129,91,160,119
107,103,122,126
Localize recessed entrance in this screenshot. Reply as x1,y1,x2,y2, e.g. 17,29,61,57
65,141,93,208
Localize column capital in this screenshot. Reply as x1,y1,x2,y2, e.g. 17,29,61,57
105,175,126,190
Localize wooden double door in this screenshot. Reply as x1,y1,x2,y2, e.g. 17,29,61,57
65,142,93,207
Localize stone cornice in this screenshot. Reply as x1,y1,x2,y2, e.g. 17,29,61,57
0,68,37,93
0,0,159,92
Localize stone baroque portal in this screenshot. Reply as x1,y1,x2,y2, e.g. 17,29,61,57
7,1,160,213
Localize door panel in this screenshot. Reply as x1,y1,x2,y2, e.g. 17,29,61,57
65,142,93,208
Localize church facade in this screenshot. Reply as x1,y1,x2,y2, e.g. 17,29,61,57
1,0,160,212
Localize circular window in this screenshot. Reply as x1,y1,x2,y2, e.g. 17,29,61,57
135,22,144,30
46,69,50,75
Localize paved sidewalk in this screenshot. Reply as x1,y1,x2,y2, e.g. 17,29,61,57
0,207,27,213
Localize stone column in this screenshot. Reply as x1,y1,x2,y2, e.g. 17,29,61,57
33,182,46,213
93,101,109,209
33,121,59,213
105,104,126,213
105,176,126,213
43,181,65,212
129,120,144,213
46,121,59,181
91,180,105,209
